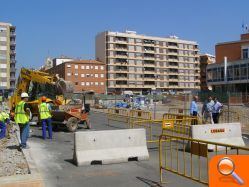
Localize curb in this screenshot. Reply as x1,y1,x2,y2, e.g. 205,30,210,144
0,127,44,187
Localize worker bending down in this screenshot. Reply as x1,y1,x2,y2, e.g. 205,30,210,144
39,96,52,140
0,109,7,139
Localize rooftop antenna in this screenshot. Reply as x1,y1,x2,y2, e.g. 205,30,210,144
242,22,249,33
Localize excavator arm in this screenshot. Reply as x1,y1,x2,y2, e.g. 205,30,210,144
10,68,73,110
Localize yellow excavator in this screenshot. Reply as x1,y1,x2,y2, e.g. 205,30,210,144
11,68,91,132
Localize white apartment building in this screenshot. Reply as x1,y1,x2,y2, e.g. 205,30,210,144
0,22,16,95
96,30,200,94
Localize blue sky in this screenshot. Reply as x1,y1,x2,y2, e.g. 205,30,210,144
0,0,248,69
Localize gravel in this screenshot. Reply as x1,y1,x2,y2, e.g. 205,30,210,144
0,128,29,177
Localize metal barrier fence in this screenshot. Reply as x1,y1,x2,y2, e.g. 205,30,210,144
159,134,249,185
163,113,200,137
168,108,191,115
107,108,130,128
107,108,152,128
131,119,163,143
219,109,240,123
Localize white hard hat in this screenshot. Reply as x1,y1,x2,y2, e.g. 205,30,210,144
21,92,29,98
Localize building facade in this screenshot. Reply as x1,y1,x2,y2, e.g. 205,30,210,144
207,33,249,93
199,54,215,90
0,22,16,96
96,30,200,94
47,60,106,94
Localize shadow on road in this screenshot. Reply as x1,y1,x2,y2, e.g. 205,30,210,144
64,159,77,166
136,176,163,187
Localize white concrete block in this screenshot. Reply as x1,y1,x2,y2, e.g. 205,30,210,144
73,129,149,166
191,123,245,151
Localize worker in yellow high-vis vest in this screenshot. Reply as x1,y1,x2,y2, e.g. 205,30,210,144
14,92,31,149
39,96,52,140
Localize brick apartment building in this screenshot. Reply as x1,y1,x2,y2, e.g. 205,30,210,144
207,32,249,93
47,60,106,94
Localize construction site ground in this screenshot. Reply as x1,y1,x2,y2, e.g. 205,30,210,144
26,111,249,187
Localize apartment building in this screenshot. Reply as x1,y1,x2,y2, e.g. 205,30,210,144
200,54,215,90
207,32,249,93
96,30,200,94
47,60,106,94
0,22,16,95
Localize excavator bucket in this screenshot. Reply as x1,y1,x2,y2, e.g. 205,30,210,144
55,79,74,95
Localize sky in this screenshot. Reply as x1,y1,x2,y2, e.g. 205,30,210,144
0,0,249,70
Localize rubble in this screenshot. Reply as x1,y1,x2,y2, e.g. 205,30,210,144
0,129,29,177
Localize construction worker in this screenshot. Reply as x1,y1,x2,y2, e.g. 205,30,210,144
0,108,6,139
3,108,11,139
15,92,31,149
39,96,52,140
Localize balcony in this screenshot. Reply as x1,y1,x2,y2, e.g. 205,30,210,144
116,51,128,56
144,74,156,80
144,67,155,72
115,36,127,42
10,76,16,81
144,81,155,85
169,75,178,81
115,44,127,50
169,82,178,86
144,53,155,59
168,49,178,55
168,42,178,47
10,50,16,55
116,73,128,79
115,66,128,72
144,60,155,65
10,67,16,72
168,55,178,61
116,80,127,85
143,39,155,45
10,59,16,64
116,58,128,65
169,62,178,67
144,46,155,52
10,40,16,46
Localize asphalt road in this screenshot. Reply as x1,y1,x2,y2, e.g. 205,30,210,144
27,112,210,187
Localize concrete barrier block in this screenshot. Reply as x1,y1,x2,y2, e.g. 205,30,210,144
191,123,245,150
73,129,149,166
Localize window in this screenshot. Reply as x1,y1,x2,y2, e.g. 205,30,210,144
91,74,93,77
95,82,99,85
75,82,78,85
100,74,104,78
86,74,90,77
91,82,94,85
81,65,85,69
243,49,248,59
81,82,85,86
0,82,7,86
91,66,93,69
75,65,78,69
75,73,78,76
95,66,98,70
100,66,104,70
67,64,71,68
86,66,89,69
95,74,98,78
67,73,71,76
0,64,7,68
100,82,104,85
86,82,90,86
81,74,85,77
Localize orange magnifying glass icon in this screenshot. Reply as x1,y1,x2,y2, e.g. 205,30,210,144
217,157,244,185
